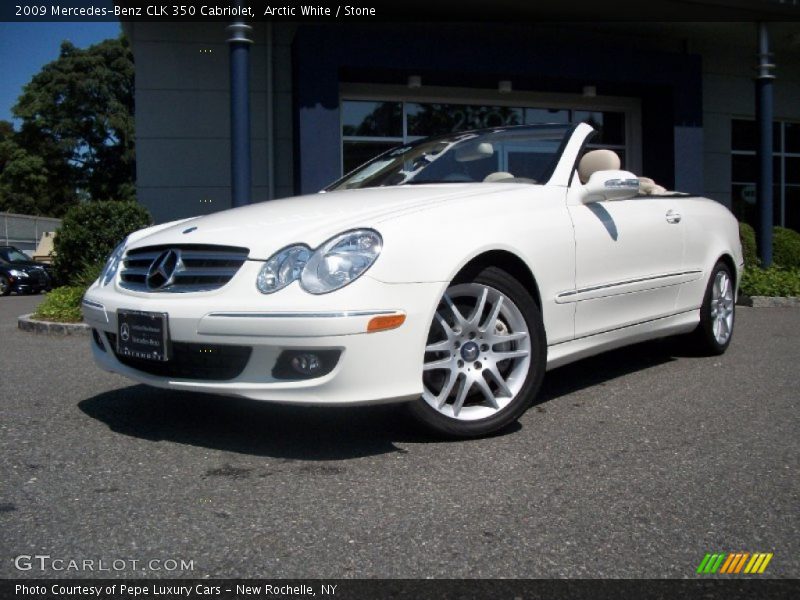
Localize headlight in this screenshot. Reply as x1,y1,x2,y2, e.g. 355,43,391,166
300,229,382,294
99,239,127,286
9,269,29,278
256,245,311,294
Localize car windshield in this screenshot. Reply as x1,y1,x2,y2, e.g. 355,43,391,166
328,125,575,191
0,248,30,262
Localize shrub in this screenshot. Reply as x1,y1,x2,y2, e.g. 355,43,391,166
740,266,800,298
739,222,758,268
53,200,151,285
75,261,105,289
33,286,85,323
773,226,800,269
740,223,800,269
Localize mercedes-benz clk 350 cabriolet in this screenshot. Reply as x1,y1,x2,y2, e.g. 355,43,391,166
84,123,742,437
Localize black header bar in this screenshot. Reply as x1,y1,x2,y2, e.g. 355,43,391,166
2,0,800,22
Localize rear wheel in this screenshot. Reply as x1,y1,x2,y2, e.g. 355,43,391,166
691,261,735,355
409,266,546,437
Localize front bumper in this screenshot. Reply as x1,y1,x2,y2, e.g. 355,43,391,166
13,282,47,293
83,264,444,405
9,274,49,293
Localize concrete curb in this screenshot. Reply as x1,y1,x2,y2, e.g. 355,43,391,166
17,314,90,336
737,295,800,308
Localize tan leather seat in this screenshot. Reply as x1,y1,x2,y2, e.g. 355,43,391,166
638,177,668,195
577,149,621,184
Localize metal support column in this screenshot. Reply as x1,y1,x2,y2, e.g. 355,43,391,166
756,22,775,266
227,19,253,208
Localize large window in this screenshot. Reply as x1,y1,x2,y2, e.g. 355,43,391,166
341,100,628,177
731,119,800,232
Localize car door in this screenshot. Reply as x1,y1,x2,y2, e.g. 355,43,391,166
565,189,686,338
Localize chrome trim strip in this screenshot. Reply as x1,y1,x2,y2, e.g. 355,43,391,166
120,245,249,293
81,298,105,310
126,250,249,262
207,310,399,319
556,270,703,301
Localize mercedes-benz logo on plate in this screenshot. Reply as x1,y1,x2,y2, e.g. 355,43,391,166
120,323,130,342
146,249,181,290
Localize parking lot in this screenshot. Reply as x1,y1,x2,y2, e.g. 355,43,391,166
0,293,797,578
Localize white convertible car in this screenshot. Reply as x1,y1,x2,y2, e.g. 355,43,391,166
84,123,742,436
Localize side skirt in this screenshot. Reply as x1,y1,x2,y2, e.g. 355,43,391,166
545,310,700,371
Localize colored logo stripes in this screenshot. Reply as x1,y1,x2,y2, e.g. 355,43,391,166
697,552,773,574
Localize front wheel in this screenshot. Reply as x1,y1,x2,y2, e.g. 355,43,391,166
0,275,10,296
690,261,735,355
409,266,546,437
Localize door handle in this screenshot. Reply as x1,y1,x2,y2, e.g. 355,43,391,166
665,209,682,224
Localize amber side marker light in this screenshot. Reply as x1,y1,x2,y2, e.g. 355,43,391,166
367,313,406,333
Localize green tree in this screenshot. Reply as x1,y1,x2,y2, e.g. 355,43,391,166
0,119,74,216
4,35,135,215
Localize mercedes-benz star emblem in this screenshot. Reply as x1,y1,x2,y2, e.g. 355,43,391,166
146,249,181,290
120,323,130,342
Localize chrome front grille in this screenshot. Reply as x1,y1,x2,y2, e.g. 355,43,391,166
119,244,249,292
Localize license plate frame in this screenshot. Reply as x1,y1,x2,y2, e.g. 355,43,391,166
116,310,170,362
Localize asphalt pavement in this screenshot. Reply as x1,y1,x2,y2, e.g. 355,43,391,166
0,293,797,578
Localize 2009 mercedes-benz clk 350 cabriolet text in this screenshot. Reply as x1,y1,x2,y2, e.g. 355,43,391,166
84,123,742,436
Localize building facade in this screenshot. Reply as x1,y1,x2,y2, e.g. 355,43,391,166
123,20,800,231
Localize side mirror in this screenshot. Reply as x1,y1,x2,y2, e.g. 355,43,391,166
581,170,639,203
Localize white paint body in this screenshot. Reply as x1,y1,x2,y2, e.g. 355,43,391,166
84,124,743,405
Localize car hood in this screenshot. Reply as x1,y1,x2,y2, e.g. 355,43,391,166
128,184,518,259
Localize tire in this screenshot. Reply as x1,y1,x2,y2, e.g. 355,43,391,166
690,260,735,355
409,266,546,438
0,275,10,296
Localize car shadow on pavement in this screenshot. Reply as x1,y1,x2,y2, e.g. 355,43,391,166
78,386,428,461
78,338,685,460
537,337,681,405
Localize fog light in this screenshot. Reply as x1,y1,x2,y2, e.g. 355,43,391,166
291,353,321,376
272,349,341,381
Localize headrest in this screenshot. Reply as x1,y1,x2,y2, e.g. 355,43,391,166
578,149,621,184
483,171,514,182
455,142,494,162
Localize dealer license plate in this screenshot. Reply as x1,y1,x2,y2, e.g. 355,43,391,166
116,310,170,361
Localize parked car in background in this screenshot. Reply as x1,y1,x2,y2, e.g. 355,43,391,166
84,123,743,437
0,246,53,296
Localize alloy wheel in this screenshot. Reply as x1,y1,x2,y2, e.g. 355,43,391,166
422,283,531,421
710,270,734,345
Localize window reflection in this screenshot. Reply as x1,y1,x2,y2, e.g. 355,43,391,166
406,103,523,137
524,108,569,125
342,101,402,137
341,99,629,181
